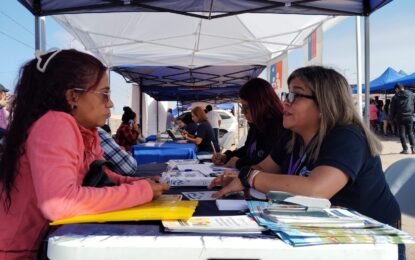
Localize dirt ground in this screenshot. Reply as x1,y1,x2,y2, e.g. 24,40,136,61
378,135,414,259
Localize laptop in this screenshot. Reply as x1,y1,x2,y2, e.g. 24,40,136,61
166,129,179,141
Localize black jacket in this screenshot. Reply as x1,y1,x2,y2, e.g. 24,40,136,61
224,117,289,169
390,89,415,121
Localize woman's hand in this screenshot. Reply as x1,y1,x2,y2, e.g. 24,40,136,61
208,170,238,189
225,157,239,168
146,180,170,199
212,153,226,165
211,177,244,199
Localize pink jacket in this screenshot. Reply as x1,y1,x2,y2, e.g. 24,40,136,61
369,104,378,120
0,108,8,129
0,111,153,259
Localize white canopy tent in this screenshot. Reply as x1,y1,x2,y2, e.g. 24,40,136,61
53,12,343,67
51,12,344,134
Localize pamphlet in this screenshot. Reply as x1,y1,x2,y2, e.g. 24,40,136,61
162,215,265,234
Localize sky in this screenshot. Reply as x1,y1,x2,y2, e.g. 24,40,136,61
0,0,414,115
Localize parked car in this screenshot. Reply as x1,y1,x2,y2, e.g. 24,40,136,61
177,109,237,137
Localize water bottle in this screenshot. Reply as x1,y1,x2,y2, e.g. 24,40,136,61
156,131,161,142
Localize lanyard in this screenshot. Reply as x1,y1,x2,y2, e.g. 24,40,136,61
288,152,307,175
247,140,257,157
287,134,317,176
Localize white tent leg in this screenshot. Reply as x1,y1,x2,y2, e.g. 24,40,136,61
355,16,363,119
364,16,370,126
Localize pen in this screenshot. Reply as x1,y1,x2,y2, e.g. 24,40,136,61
210,141,217,154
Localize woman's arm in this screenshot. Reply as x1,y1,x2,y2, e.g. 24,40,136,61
252,165,349,198
212,165,349,199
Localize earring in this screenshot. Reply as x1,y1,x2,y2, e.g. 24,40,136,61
71,104,77,110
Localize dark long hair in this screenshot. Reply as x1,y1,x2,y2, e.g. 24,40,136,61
121,106,136,124
0,49,107,211
239,78,284,130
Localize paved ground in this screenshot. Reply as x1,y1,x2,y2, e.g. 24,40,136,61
377,134,414,259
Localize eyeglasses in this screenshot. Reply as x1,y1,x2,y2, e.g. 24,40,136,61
238,103,250,113
281,92,316,104
73,88,111,105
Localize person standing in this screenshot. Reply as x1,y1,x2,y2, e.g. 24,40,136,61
390,83,415,154
205,105,221,143
166,108,174,130
0,84,9,139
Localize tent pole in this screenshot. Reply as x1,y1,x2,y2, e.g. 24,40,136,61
40,17,46,52
364,16,370,126
35,16,40,51
139,78,143,128
355,16,363,118
157,101,159,132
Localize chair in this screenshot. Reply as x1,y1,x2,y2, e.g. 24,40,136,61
236,133,247,149
384,158,415,216
219,131,235,152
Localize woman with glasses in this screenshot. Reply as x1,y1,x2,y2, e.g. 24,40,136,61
209,66,400,229
211,78,288,169
0,49,169,258
115,106,140,152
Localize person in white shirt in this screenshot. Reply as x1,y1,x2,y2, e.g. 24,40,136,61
205,105,221,143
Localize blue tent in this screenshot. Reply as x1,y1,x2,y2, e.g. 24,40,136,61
19,0,392,18
381,72,415,92
352,67,405,94
112,65,265,103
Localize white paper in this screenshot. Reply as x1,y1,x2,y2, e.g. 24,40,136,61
177,164,213,176
216,199,248,211
182,191,216,201
249,188,267,200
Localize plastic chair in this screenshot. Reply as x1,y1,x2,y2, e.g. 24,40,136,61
384,158,415,216
236,133,247,149
219,131,235,152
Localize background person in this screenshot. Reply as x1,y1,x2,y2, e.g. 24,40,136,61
390,83,415,154
212,78,288,169
98,127,138,176
166,108,174,130
181,106,219,153
209,66,400,230
0,49,168,258
0,84,9,140
205,104,221,143
115,106,139,152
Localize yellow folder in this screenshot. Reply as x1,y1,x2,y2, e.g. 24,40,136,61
50,200,198,226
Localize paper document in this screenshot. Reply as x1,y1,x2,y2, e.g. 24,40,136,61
177,164,213,176
156,194,183,201
160,171,214,186
182,191,216,201
216,199,248,211
163,215,265,234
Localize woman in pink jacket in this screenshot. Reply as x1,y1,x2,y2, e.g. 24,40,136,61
0,49,169,259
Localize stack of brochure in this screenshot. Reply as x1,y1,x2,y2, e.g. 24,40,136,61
247,200,414,246
162,215,265,234
161,161,238,187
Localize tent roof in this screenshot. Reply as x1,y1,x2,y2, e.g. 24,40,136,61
112,64,264,102
371,67,404,89
19,0,392,18
53,12,344,68
353,67,407,94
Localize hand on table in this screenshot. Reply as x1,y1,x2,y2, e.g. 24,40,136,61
146,179,170,199
212,153,226,165
207,170,243,198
